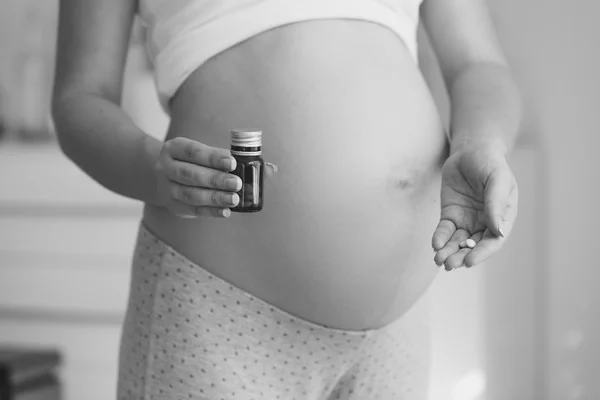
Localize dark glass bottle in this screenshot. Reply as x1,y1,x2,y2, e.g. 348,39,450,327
230,129,264,213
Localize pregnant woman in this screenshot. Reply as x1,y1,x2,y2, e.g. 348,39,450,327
52,0,521,398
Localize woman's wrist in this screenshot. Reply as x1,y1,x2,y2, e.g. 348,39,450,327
449,129,509,158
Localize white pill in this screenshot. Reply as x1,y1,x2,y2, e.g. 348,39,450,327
466,239,476,248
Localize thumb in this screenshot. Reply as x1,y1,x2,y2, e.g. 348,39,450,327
483,166,515,238
265,162,278,179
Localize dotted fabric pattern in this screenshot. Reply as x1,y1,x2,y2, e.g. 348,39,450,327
117,224,430,400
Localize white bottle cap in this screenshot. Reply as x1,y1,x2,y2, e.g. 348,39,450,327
231,129,262,148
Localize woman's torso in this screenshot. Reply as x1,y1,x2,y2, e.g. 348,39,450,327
143,19,449,330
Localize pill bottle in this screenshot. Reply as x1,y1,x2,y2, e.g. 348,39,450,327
230,129,264,213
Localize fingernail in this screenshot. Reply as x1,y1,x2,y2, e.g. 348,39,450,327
221,208,231,218
221,158,235,171
497,220,505,237
459,241,467,248
226,193,239,205
266,162,278,173
225,177,242,191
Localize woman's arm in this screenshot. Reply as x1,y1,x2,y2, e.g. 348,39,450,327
421,0,523,156
52,0,163,206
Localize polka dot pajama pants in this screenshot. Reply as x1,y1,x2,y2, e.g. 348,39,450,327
117,224,431,400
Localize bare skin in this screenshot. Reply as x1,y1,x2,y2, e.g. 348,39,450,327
142,20,447,330
52,0,521,330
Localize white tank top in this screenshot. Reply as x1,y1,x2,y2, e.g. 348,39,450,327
137,0,424,111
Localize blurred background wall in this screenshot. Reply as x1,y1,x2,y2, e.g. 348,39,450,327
0,0,598,399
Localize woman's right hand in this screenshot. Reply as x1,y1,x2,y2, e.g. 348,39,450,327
154,137,243,218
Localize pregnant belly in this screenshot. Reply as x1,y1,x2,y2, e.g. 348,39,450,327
143,20,449,330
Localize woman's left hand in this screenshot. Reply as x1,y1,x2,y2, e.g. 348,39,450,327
432,146,518,270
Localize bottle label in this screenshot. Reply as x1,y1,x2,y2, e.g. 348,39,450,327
231,145,262,157
231,149,262,156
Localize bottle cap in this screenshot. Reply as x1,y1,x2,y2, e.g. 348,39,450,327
231,129,262,148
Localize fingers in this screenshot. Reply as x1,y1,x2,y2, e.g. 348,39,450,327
432,220,456,251
161,138,279,219
171,182,240,208
464,200,517,267
449,168,518,268
166,159,242,191
164,138,278,188
171,174,266,217
166,137,236,171
444,248,472,271
265,162,278,178
446,231,484,270
434,228,470,266
432,158,519,271
170,201,232,219
462,232,502,268
484,166,518,237
442,225,509,270
436,226,512,271
168,183,238,219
